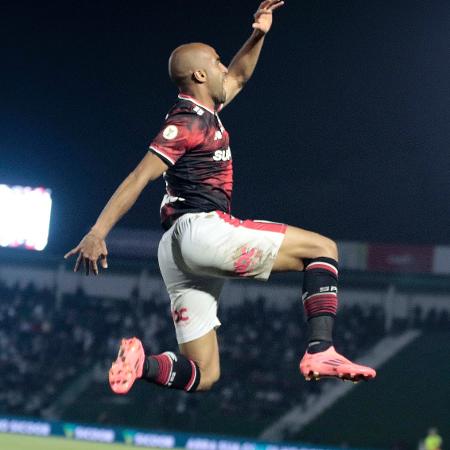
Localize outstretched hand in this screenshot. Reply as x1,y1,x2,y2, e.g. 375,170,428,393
252,0,284,34
64,231,108,276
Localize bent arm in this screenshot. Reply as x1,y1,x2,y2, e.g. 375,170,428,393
91,152,168,239
65,152,167,274
223,30,266,107
223,0,284,107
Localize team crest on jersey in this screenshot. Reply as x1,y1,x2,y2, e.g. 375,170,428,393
163,125,178,140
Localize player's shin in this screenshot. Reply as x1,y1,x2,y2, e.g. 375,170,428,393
301,257,339,354
142,352,201,392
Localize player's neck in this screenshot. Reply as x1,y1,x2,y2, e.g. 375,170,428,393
178,88,216,113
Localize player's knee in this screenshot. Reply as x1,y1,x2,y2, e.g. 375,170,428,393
307,235,338,261
197,365,221,391
319,237,338,260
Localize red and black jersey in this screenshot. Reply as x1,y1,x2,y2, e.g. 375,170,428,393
149,94,233,230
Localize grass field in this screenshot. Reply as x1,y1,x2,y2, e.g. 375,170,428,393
0,433,163,450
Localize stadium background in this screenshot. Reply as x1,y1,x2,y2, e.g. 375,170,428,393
1,1,449,450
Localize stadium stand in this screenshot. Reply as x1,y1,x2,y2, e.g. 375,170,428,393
0,261,449,449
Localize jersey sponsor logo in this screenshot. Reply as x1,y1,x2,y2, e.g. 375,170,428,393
163,125,178,140
212,146,232,162
214,130,223,141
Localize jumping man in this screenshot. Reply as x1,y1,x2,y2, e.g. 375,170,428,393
65,0,376,394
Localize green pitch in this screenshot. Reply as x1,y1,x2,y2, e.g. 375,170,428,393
0,433,163,450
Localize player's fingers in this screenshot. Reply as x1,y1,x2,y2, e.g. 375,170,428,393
74,253,83,272
83,257,90,276
259,0,272,9
263,0,279,8
91,259,99,276
100,242,109,269
256,0,277,13
64,246,79,259
100,254,108,269
268,1,284,12
254,9,271,19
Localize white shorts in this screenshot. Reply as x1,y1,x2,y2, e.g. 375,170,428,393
157,211,287,344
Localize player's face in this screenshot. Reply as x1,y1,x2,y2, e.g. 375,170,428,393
206,51,228,105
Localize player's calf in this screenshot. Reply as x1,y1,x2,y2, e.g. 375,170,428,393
195,365,220,391
109,337,202,394
143,351,201,392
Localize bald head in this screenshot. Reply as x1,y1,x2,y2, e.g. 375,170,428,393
168,43,217,88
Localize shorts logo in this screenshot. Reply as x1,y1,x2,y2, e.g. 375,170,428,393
163,125,178,140
172,307,189,323
234,246,262,276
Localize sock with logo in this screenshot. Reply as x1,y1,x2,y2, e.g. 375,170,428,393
302,257,339,354
142,352,200,392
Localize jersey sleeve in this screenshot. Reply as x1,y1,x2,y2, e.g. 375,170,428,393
149,114,205,166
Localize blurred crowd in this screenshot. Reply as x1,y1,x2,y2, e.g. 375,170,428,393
0,279,448,427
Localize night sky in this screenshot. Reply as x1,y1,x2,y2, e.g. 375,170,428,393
1,0,450,254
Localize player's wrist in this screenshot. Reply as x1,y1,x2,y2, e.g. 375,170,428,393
251,28,267,39
89,224,107,240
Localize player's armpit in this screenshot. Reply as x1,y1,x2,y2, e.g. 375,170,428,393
133,151,168,184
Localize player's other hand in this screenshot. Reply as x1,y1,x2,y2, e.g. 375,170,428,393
64,231,108,276
252,0,284,34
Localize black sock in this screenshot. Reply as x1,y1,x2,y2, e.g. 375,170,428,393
308,340,332,353
302,257,339,352
142,352,200,392
307,315,334,353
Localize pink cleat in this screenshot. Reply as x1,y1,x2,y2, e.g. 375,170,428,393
299,346,376,382
109,337,145,394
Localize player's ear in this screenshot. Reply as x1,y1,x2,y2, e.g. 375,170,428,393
192,69,207,84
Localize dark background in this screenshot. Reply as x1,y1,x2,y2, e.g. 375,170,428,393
1,0,449,254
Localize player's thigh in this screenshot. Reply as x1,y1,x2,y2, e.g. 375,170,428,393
272,225,338,272
177,211,286,280
179,329,220,390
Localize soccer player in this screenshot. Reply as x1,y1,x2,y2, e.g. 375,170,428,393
65,0,376,394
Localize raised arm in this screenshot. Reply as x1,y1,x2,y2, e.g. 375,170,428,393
223,0,284,107
64,152,168,275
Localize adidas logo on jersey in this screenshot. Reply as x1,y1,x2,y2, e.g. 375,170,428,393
213,147,232,162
